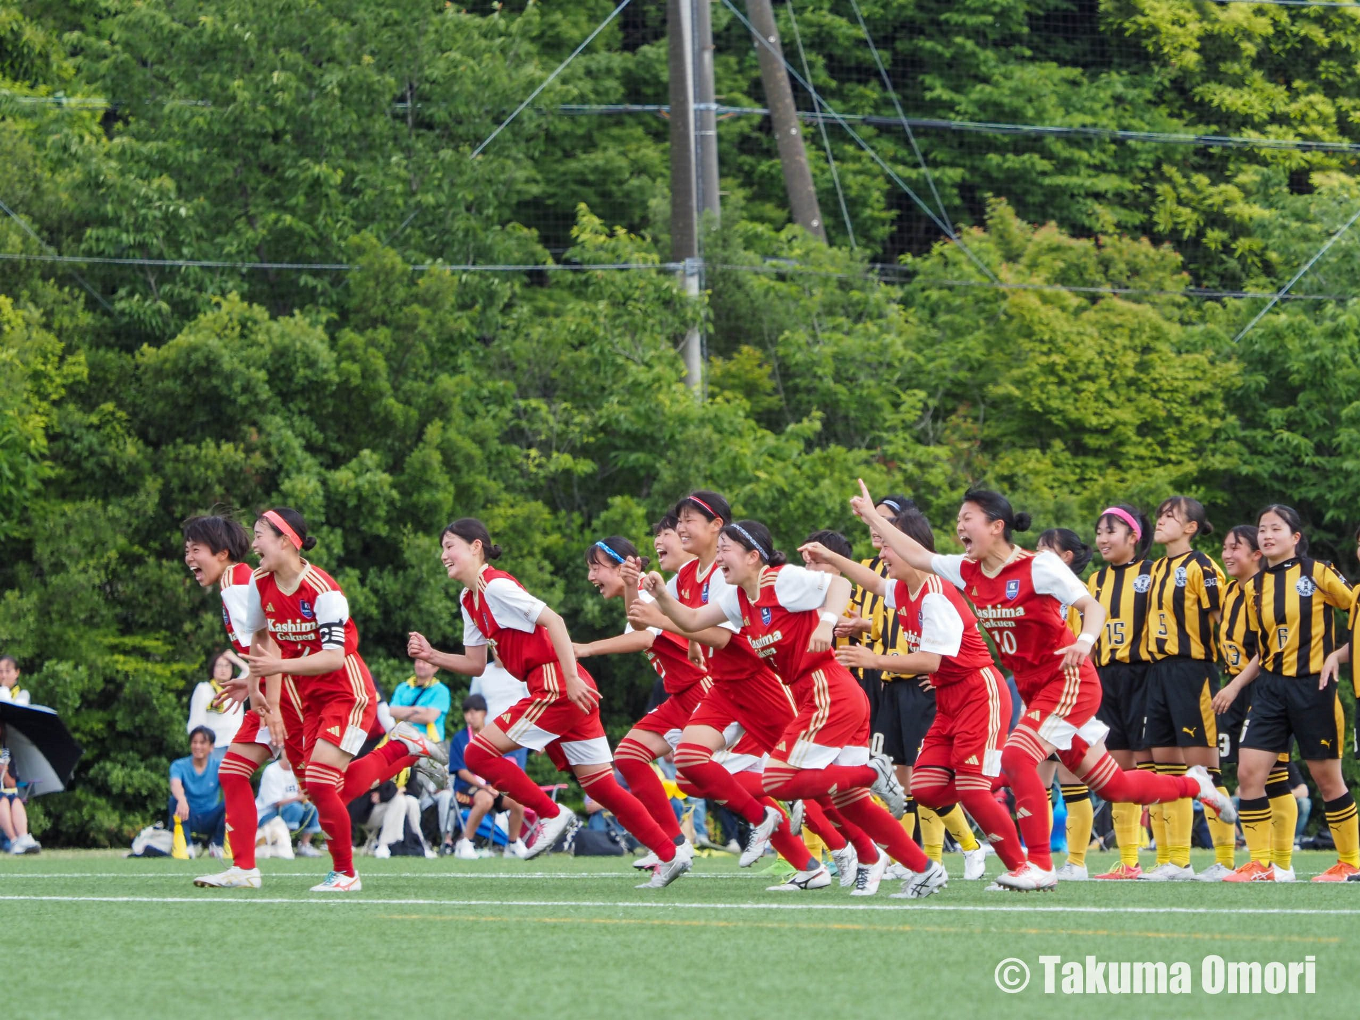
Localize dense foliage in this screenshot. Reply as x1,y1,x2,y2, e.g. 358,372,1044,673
2,0,1358,843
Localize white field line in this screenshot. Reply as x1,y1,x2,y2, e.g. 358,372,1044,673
0,871,756,880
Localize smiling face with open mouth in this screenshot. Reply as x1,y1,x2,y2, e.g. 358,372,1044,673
184,540,230,588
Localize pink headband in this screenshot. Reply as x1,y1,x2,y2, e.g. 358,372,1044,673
686,494,718,520
262,510,303,550
1101,507,1141,542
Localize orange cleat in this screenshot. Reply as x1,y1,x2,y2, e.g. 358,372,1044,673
1093,862,1143,880
1311,861,1360,883
1222,860,1273,882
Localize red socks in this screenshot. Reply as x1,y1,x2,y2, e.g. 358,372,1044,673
954,773,1027,870
799,798,847,851
820,801,879,863
218,752,260,870
675,742,765,825
614,737,683,842
302,761,353,877
728,773,816,869
464,737,561,819
831,789,928,871
1079,753,1198,803
1001,729,1056,871
578,769,675,861
339,741,414,802
762,762,876,801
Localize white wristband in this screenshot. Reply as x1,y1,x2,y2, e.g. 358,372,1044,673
1075,633,1096,649
819,611,839,626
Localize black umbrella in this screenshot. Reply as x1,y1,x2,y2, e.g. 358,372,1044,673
0,702,83,795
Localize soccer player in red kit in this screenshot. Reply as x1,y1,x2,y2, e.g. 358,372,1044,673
406,518,691,888
850,481,1235,892
643,519,947,899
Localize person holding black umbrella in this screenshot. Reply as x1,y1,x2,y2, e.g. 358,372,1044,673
0,721,40,854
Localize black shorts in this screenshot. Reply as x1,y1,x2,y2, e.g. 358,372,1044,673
872,678,935,767
1143,657,1218,749
1095,661,1149,752
1240,670,1345,760
456,788,508,812
1215,688,1250,764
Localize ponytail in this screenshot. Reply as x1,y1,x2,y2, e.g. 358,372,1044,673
1039,528,1093,574
961,488,1031,543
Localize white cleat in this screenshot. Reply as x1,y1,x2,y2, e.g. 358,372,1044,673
453,839,480,861
525,808,578,859
891,860,949,900
631,850,661,871
963,845,989,881
390,721,449,765
995,861,1058,892
1138,862,1195,881
373,844,392,859
193,866,261,889
788,800,805,835
1272,864,1297,883
884,861,912,881
830,845,859,888
507,838,531,860
868,753,906,818
767,864,832,891
1187,764,1236,823
310,870,362,892
850,852,889,897
1055,861,1089,881
739,805,784,868
636,843,692,889
1194,862,1235,883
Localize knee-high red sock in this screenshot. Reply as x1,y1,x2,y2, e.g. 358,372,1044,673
1077,752,1198,804
303,761,354,877
1001,728,1053,871
831,789,928,871
614,738,682,842
800,798,847,851
675,743,764,825
464,738,561,818
956,772,1026,870
820,800,879,862
219,752,261,869
910,766,959,810
729,774,816,868
762,762,875,801
339,742,414,802
578,769,675,861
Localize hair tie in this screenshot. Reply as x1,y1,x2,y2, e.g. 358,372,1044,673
729,523,769,562
686,494,718,519
1101,507,1142,543
594,540,626,565
262,510,303,550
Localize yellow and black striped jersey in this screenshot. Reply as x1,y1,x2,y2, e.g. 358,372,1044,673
1245,557,1352,677
878,591,921,681
1218,578,1258,677
1086,558,1154,666
842,556,889,655
1145,550,1225,661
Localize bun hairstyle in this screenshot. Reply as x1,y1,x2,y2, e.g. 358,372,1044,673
586,536,651,571
804,528,853,560
721,519,788,567
1097,503,1152,559
1257,503,1309,556
441,517,502,560
652,511,679,536
1156,496,1213,538
674,489,732,526
961,487,1031,543
892,509,937,553
182,512,251,562
260,507,318,552
875,493,915,516
1039,528,1094,574
1227,524,1260,553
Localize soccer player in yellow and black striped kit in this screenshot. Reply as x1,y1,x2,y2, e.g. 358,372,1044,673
1140,496,1236,881
1217,505,1358,882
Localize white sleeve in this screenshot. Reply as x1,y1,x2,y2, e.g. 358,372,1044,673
929,554,967,590
461,603,487,647
221,585,255,651
313,589,351,650
918,592,965,657
665,575,680,600
187,684,211,734
625,587,664,637
240,575,267,638
773,566,833,612
1032,550,1091,606
883,579,902,610
483,577,548,634
714,585,745,629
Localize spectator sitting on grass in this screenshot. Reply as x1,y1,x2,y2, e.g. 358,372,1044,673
169,726,226,855
0,722,39,854
186,650,246,754
446,694,528,860
0,656,29,706
255,757,322,857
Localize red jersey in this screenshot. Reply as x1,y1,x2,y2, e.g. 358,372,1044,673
931,547,1089,694
243,563,362,681
630,581,708,695
886,574,996,687
219,562,256,655
667,557,780,686
715,564,837,685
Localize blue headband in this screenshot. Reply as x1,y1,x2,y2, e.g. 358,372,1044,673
881,499,903,514
594,541,626,564
729,523,769,562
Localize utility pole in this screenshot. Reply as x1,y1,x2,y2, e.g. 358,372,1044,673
668,0,704,393
744,0,825,241
694,0,720,224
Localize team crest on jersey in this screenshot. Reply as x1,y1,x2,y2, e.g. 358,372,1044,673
1295,576,1318,597
299,599,315,620
761,607,772,626
1133,574,1153,594
701,582,710,604
917,610,924,626
221,604,231,626
1005,579,1020,600
1174,567,1188,587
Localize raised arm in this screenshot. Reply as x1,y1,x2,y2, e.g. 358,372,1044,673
798,541,890,598
638,571,732,633
849,478,935,573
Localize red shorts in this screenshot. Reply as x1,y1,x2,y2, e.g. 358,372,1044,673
772,665,870,770
916,666,1010,777
631,678,713,748
496,662,610,772
1012,660,1107,757
233,676,306,767
298,653,379,758
687,673,797,753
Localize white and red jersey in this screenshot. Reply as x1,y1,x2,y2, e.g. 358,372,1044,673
885,574,996,687
668,557,779,686
715,564,836,685
242,563,361,671
219,562,256,656
930,547,1088,695
628,580,708,695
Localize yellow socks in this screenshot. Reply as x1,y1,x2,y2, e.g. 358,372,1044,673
937,802,979,853
1140,762,1169,866
1206,766,1236,868
1061,784,1093,868
918,805,945,863
1112,801,1141,868
1158,762,1191,868
902,797,918,848
1265,763,1297,871
1324,792,1360,868
1238,796,1272,866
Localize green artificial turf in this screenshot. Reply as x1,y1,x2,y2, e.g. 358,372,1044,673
2,848,1355,1019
